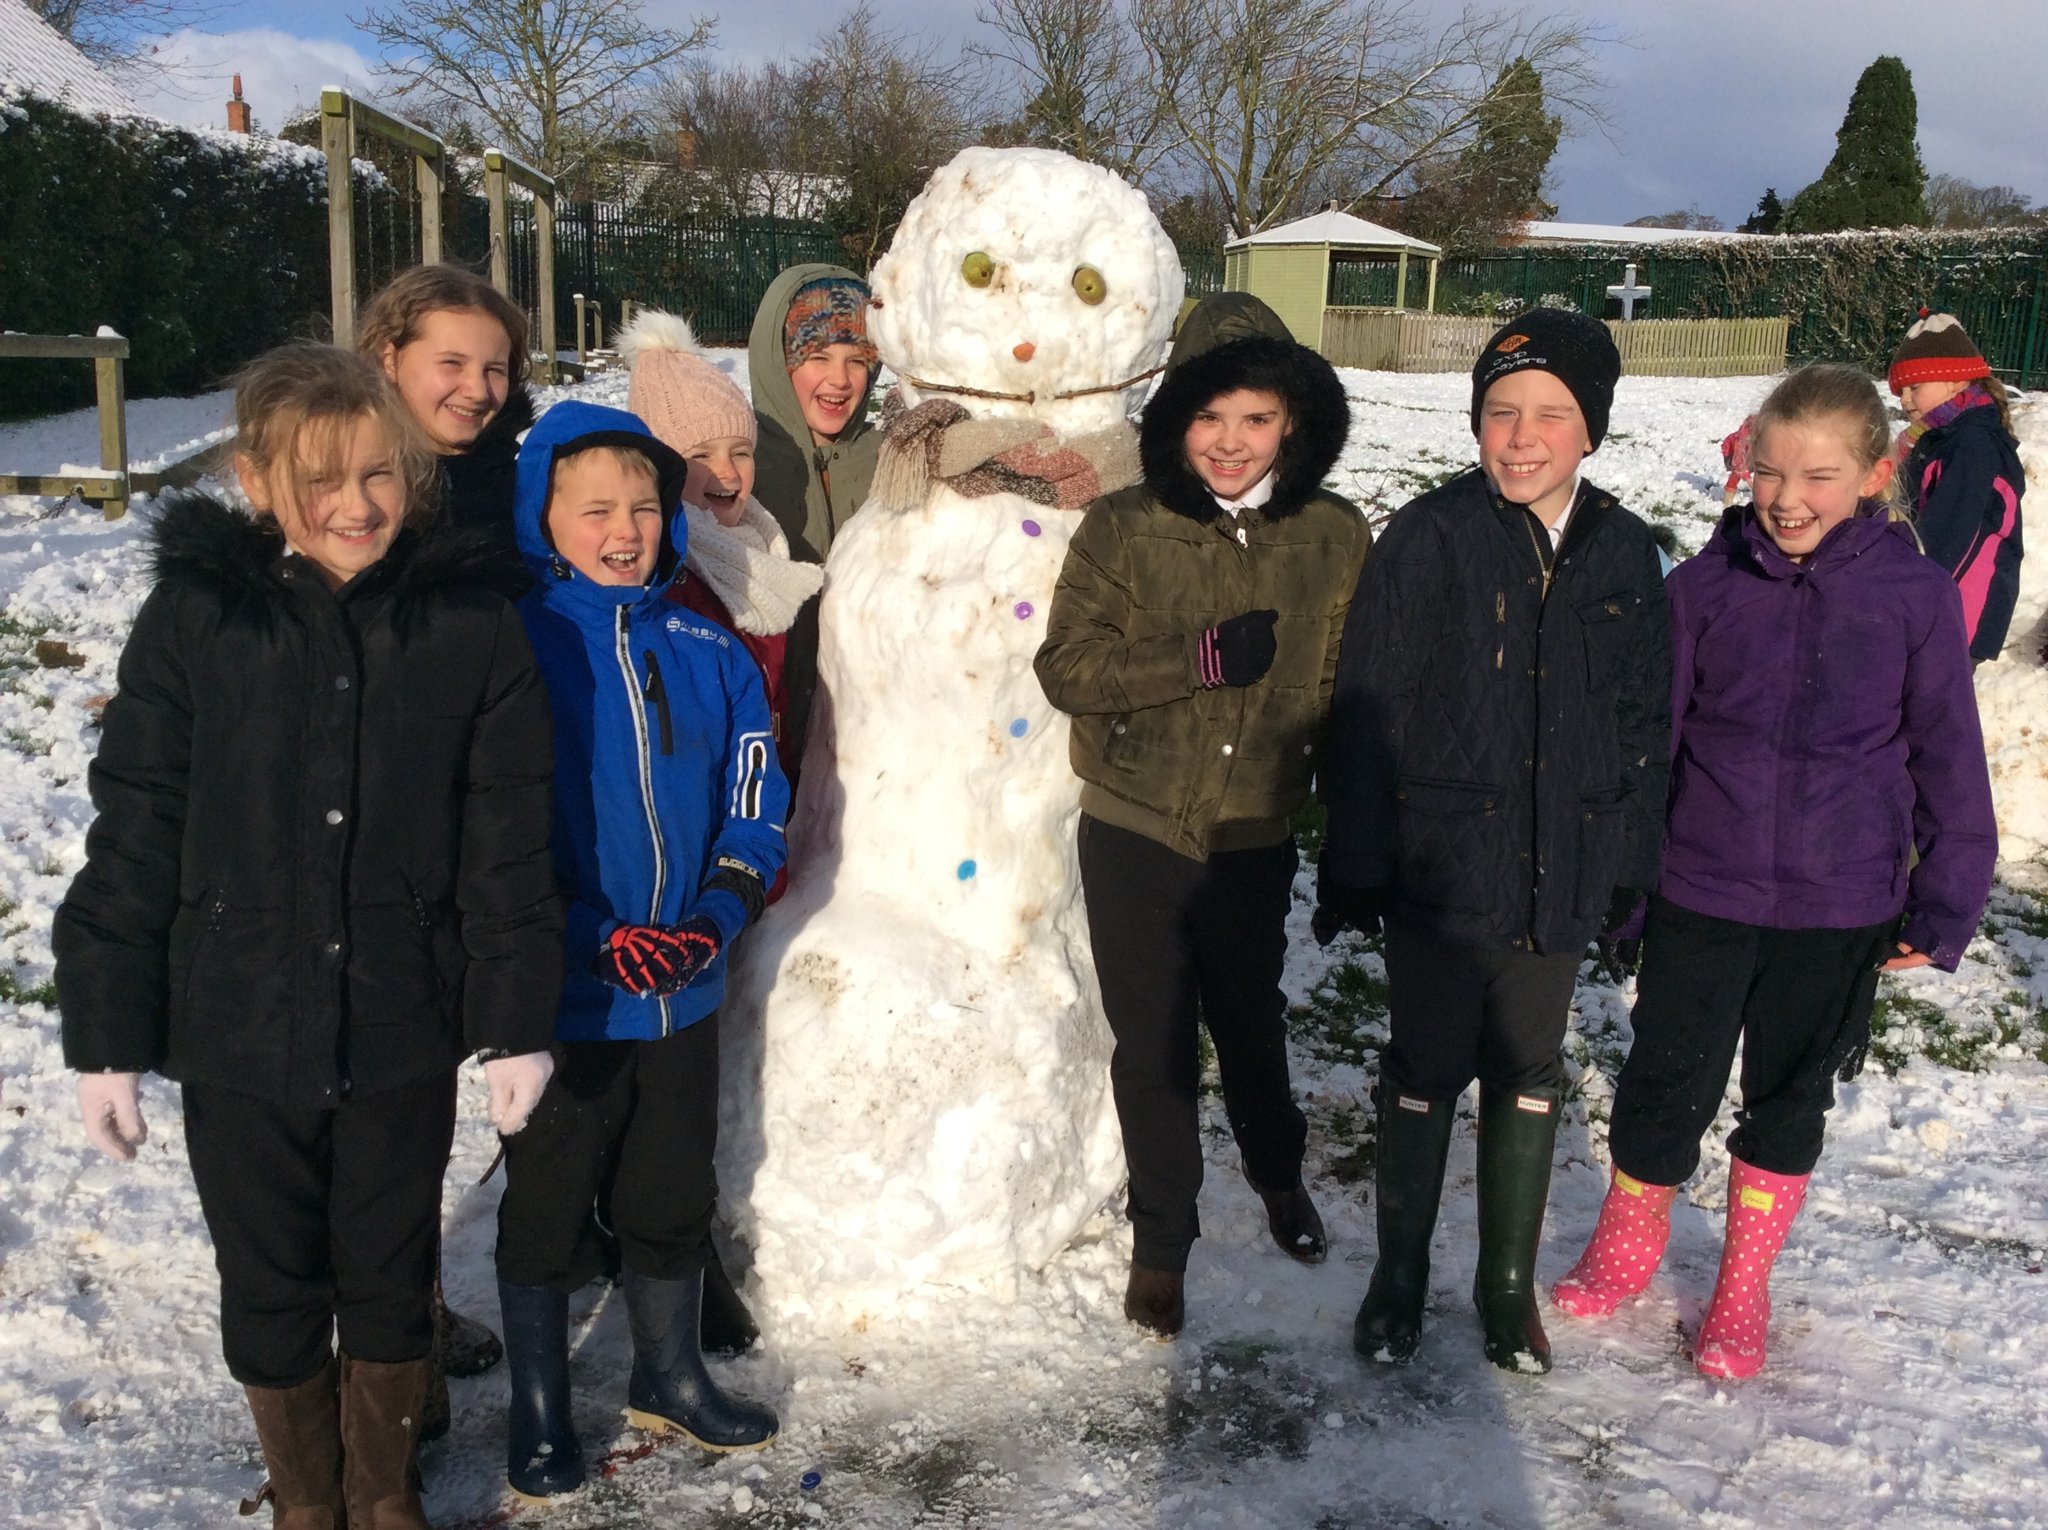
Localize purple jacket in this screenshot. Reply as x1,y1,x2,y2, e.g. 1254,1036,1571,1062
1660,505,1996,969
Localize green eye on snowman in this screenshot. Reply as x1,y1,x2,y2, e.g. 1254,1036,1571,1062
1072,266,1107,305
962,251,995,288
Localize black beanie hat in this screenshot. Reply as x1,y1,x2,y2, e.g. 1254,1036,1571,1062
1469,308,1623,450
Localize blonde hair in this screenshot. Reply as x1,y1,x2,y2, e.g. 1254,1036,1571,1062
1979,374,2016,438
233,344,438,528
356,263,529,383
1754,363,1904,510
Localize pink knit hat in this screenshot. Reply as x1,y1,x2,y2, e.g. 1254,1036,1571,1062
618,309,756,451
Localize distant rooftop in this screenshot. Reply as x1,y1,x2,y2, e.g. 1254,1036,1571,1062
0,3,139,117
1228,208,1442,256
1518,220,1757,247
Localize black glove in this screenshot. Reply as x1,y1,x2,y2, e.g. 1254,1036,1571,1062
1595,886,1646,981
1197,609,1279,689
593,916,722,997
1312,882,1392,946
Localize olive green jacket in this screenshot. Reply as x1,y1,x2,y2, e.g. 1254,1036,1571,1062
1038,485,1371,860
747,262,882,775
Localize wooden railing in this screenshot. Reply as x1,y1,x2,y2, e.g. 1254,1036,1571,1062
1321,309,1790,378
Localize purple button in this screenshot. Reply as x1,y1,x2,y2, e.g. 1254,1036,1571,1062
1021,519,1042,537
1014,601,1034,620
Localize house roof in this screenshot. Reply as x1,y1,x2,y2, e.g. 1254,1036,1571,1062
0,2,139,117
1227,208,1441,255
1517,220,1757,247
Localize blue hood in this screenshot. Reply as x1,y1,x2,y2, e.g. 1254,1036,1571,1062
513,400,692,604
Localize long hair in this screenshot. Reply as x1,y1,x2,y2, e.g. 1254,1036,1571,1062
233,344,438,528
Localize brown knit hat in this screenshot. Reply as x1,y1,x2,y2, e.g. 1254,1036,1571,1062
1888,309,1991,395
618,309,755,451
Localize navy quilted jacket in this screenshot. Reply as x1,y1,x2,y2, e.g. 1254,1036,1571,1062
1322,468,1671,954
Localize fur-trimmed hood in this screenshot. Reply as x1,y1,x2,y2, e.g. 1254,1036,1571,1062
147,490,530,609
1138,298,1350,525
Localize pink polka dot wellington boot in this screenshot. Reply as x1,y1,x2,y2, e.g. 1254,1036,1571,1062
1693,1158,1809,1380
1550,1166,1678,1318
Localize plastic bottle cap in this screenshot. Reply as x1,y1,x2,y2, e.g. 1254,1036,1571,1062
1021,519,1042,537
1009,718,1029,737
1013,601,1034,620
957,860,977,880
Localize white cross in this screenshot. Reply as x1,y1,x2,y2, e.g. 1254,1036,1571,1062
1606,262,1652,321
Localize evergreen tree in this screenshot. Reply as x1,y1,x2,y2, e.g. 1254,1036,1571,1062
1399,57,1561,253
1783,56,1928,232
1738,187,1785,234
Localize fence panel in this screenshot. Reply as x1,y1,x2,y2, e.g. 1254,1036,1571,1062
1323,312,1788,376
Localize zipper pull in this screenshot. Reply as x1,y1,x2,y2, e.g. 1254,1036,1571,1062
1495,590,1506,670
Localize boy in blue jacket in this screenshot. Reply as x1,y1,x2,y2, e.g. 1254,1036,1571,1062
494,401,789,1501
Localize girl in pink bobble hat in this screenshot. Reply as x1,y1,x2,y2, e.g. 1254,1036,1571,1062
619,310,825,788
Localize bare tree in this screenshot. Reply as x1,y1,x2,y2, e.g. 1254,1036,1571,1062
647,60,828,218
1132,0,1606,236
352,0,714,183
1925,173,2034,230
969,0,1182,184
29,0,228,75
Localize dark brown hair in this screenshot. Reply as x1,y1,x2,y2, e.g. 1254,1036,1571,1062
356,263,529,382
233,343,438,527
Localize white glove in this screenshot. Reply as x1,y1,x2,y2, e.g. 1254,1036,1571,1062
483,1051,555,1137
78,1072,146,1162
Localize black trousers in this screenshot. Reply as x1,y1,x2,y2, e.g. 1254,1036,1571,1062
1609,897,1892,1183
1382,916,1579,1099
495,1019,719,1291
1078,815,1305,1273
183,1069,456,1389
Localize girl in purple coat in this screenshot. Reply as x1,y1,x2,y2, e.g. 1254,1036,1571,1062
1551,364,1997,1379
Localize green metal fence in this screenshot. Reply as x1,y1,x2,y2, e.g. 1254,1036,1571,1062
1433,242,2048,387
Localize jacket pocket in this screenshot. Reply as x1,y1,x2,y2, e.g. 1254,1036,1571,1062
1574,784,1628,922
1395,777,1500,914
166,890,225,1018
1577,591,1638,695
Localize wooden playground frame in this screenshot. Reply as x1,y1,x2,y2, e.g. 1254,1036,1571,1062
321,88,563,381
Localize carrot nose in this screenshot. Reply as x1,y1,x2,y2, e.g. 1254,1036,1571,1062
1013,341,1036,362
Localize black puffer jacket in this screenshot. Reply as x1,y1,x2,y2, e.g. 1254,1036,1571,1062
439,380,535,548
54,494,563,1106
1321,468,1670,953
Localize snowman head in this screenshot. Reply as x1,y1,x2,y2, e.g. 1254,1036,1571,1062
870,147,1185,435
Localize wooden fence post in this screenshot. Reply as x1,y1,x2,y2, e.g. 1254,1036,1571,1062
485,152,510,295
536,191,558,384
322,88,356,348
94,345,128,519
574,294,587,367
417,143,445,266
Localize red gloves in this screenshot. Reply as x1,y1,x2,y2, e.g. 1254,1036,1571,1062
594,917,722,997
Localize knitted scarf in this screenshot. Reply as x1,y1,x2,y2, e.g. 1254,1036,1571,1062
1894,381,1997,467
869,393,1141,513
680,497,824,637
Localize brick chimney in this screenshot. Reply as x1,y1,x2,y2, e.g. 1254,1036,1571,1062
674,128,698,168
226,74,251,134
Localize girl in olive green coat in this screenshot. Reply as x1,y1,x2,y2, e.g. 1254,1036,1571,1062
1036,294,1369,1336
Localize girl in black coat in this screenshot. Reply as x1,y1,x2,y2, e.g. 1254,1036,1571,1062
53,344,563,1529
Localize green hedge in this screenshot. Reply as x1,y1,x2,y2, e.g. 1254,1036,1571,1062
0,91,331,419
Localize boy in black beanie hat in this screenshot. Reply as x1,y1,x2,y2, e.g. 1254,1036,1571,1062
1315,307,1669,1376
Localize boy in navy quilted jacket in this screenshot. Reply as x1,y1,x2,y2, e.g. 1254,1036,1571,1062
493,401,789,1502
1888,312,2025,664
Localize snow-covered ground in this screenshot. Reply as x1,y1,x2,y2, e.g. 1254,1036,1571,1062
3,365,2046,1528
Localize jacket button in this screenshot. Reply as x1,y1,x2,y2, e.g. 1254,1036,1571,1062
1221,744,1234,756
1302,744,1313,756
334,676,350,691
324,940,342,956
1113,722,1127,735
325,809,344,825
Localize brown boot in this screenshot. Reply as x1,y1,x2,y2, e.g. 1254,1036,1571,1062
1249,1175,1328,1264
339,1356,432,1529
241,1356,346,1529
1123,1264,1185,1338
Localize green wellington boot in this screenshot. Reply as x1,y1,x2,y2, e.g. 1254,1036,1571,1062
1472,1084,1562,1375
1352,1081,1457,1364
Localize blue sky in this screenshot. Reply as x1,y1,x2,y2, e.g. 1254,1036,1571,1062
130,0,2047,228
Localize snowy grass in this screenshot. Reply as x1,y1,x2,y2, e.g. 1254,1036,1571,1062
4,367,2048,1526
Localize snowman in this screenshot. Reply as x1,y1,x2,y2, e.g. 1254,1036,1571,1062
718,146,1185,1321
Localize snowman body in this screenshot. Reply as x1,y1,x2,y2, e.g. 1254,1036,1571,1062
718,147,1184,1320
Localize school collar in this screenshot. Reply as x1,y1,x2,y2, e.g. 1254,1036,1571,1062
1211,469,1277,518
